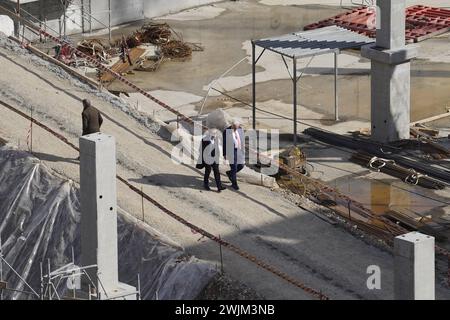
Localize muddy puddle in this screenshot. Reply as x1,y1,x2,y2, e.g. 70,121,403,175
331,175,449,221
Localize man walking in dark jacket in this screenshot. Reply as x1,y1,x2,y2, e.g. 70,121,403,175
82,99,103,136
197,129,226,192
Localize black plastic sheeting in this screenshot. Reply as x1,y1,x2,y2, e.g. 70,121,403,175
0,147,216,300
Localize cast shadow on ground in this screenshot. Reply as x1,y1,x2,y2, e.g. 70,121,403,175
130,172,288,219
32,151,78,164
130,174,206,191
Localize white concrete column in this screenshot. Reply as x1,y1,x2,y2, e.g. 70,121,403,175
80,133,136,300
377,0,406,50
362,0,417,143
394,232,435,300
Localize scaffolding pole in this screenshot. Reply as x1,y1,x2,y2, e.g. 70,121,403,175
334,51,339,121
293,57,298,145
252,41,256,130
108,0,112,42
15,0,20,37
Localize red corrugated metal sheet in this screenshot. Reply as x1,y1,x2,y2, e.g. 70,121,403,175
304,5,450,43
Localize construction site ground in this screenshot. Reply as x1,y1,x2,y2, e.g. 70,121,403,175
1,0,450,300
64,0,450,127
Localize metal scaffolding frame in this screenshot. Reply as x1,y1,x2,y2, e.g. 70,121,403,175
13,0,112,41
251,26,374,145
0,233,140,301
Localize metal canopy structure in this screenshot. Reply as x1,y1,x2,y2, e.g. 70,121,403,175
251,26,374,144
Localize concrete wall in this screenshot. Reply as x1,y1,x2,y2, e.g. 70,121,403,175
90,0,222,29
0,0,221,37
143,0,222,18
90,0,144,30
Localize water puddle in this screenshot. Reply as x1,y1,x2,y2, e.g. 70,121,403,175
332,176,448,219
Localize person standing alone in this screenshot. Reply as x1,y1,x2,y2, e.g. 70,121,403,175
82,99,103,136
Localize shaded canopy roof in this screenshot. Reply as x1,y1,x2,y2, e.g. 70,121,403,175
253,26,374,59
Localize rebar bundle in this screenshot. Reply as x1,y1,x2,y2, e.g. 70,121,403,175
161,40,192,59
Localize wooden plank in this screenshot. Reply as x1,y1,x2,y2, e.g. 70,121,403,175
410,110,450,126
101,48,146,83
0,280,7,289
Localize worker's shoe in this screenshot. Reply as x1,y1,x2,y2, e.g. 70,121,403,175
231,184,239,191
203,183,211,191
217,185,226,193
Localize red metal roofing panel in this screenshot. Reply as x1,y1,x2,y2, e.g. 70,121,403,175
304,5,450,43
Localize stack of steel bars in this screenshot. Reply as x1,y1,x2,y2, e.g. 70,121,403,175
351,152,446,190
304,127,450,185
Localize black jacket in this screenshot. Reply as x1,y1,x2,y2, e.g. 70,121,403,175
197,138,220,169
82,105,103,136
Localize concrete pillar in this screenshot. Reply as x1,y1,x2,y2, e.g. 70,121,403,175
361,0,417,143
80,133,136,300
394,232,435,300
376,0,406,50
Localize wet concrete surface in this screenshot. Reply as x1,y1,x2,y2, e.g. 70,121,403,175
52,0,450,247
332,175,448,218
20,0,450,295
107,2,346,94
72,0,450,127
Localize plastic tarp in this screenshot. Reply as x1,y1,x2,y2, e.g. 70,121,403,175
0,146,216,300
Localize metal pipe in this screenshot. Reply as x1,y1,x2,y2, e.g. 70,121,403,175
62,1,66,37
30,106,33,153
47,259,52,300
40,262,44,300
137,274,141,300
0,255,40,298
334,51,339,121
15,0,20,37
199,57,247,115
293,58,298,145
80,0,85,32
89,0,92,34
108,0,111,42
252,41,256,130
0,232,3,300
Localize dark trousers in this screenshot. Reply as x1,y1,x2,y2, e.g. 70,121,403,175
204,164,222,188
229,148,244,186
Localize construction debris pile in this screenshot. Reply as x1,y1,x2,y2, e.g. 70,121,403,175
53,22,202,83
76,39,112,62
122,23,197,59
128,22,172,46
